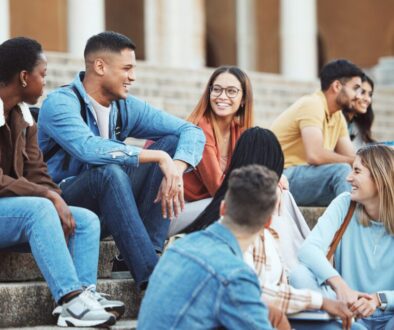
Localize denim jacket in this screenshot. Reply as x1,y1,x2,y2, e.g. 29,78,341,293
137,222,273,330
38,72,205,183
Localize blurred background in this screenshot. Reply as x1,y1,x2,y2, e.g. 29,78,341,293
1,0,393,139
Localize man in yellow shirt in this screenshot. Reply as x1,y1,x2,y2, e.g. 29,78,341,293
271,60,364,206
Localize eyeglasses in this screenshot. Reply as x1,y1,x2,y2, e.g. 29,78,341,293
210,84,241,98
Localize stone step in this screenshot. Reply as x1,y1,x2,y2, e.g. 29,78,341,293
299,207,326,229
0,279,140,328
2,319,137,330
0,240,118,282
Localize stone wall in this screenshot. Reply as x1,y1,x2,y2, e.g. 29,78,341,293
44,52,394,141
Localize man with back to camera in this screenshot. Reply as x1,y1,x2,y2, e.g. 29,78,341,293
138,165,280,330
38,31,205,291
271,59,364,206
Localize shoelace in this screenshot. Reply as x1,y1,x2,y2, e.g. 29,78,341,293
85,284,111,300
78,289,104,310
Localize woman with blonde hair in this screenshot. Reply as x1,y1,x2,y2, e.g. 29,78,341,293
291,144,394,329
168,66,253,235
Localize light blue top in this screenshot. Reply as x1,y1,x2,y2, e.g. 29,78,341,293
38,72,205,183
137,222,273,330
298,192,394,310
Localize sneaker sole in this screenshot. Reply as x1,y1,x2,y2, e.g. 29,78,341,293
54,305,125,320
57,315,116,327
106,305,126,320
111,271,132,279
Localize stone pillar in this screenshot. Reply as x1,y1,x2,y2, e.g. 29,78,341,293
280,0,317,81
144,0,205,68
0,0,10,43
67,0,105,56
236,0,257,71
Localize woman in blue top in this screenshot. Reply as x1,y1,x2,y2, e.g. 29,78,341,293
290,144,394,330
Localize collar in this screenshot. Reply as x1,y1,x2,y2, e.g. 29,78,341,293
0,97,34,127
206,222,243,258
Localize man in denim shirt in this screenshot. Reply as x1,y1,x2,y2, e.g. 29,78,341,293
138,165,278,329
38,32,205,290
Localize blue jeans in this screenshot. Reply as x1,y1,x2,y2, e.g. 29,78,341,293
284,163,351,206
290,319,366,329
59,136,177,289
0,196,100,302
290,265,394,330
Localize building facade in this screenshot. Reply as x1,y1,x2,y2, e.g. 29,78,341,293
1,0,394,81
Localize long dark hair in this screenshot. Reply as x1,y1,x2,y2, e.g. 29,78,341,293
183,127,284,233
342,75,375,144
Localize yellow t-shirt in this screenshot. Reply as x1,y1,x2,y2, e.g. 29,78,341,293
271,91,348,168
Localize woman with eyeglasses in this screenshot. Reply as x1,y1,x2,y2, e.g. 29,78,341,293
168,66,253,236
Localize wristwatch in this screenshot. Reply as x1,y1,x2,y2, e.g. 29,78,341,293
377,292,388,310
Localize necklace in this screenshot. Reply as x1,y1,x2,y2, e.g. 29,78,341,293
370,223,385,255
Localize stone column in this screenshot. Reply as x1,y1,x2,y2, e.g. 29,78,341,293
67,0,105,56
0,0,10,43
144,0,205,68
236,0,257,71
280,0,317,81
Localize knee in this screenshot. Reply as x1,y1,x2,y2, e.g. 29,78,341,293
71,207,100,239
99,164,129,184
289,263,316,289
150,135,179,155
332,163,352,179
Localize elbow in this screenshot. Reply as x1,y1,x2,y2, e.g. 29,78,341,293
305,153,323,165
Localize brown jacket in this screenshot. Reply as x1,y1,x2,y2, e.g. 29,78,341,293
0,102,61,197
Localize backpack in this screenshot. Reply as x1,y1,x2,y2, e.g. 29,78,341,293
31,85,122,170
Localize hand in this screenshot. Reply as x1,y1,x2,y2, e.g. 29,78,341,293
350,294,378,318
154,156,186,219
45,190,76,240
327,276,361,305
321,298,353,330
267,304,291,330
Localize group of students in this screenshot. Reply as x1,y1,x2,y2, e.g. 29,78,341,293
0,30,393,330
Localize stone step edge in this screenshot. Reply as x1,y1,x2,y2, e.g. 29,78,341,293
0,279,140,328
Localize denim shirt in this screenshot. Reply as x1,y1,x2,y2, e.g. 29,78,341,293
137,222,273,330
38,72,205,183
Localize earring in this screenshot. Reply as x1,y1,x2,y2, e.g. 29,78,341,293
22,82,27,88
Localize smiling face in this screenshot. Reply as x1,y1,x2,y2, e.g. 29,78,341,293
209,72,243,122
101,48,136,101
336,76,362,110
21,53,47,104
347,155,378,204
353,81,373,115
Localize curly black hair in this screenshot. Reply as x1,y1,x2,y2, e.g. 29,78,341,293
0,37,43,84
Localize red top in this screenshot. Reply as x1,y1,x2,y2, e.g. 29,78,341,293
184,116,242,202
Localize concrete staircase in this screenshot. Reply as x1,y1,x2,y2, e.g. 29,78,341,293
0,208,325,328
0,240,140,328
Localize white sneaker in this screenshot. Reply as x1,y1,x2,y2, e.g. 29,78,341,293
53,285,125,320
86,285,125,319
57,289,116,327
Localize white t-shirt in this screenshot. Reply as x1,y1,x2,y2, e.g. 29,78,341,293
88,95,111,139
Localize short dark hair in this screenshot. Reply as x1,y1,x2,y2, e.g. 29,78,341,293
84,31,136,59
0,37,43,84
319,59,364,91
225,164,278,232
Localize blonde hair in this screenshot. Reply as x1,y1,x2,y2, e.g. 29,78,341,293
356,145,394,235
187,66,254,146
